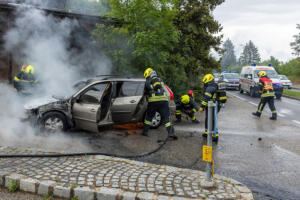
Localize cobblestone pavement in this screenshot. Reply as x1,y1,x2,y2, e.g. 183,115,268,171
0,146,253,200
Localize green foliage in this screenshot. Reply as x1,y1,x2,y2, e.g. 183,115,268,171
221,39,237,71
93,0,224,95
239,40,260,65
260,56,282,68
71,197,79,200
290,24,300,57
43,194,54,200
277,58,300,77
8,180,18,192
283,89,300,98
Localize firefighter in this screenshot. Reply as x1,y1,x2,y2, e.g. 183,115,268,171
175,92,200,123
142,68,177,140
13,64,38,94
199,74,222,141
252,71,277,120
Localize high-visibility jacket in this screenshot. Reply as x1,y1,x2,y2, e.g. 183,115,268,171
13,71,38,92
200,81,218,108
177,95,199,112
259,76,274,97
145,75,168,102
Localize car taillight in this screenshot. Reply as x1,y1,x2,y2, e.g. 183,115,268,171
164,85,174,101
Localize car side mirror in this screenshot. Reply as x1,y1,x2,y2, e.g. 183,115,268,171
74,95,81,103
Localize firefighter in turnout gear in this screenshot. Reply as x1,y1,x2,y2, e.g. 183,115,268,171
13,64,38,94
143,68,177,140
252,71,277,120
175,93,200,123
200,74,224,142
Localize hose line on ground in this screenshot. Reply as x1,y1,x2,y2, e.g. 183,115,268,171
0,136,169,159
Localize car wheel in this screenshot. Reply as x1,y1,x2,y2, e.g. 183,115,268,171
40,112,68,133
151,111,162,129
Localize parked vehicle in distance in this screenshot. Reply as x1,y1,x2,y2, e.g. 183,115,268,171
213,73,221,82
278,75,293,89
218,73,240,90
24,76,176,133
239,65,283,99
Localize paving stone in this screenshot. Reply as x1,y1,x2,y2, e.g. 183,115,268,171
74,186,95,200
5,173,25,187
122,191,137,200
96,187,121,200
37,180,56,195
20,178,38,193
138,192,155,200
53,185,71,199
0,171,9,186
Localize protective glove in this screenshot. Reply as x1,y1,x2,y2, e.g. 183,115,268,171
199,107,204,112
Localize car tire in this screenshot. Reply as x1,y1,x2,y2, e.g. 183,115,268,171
40,111,68,133
150,111,162,129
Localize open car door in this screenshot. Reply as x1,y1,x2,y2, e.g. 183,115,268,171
110,81,146,123
72,82,111,132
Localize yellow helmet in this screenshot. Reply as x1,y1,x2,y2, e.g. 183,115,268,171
202,74,214,84
181,95,190,104
21,64,34,74
258,71,266,77
144,68,153,78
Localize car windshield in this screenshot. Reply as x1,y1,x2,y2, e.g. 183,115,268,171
279,75,288,80
254,70,278,78
224,73,239,79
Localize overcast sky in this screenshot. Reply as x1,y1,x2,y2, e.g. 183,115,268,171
213,0,300,62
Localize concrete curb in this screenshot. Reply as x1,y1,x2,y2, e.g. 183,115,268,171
0,154,254,200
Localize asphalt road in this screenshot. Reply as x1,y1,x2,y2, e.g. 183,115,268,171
1,92,300,200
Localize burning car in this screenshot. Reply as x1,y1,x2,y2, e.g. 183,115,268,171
24,76,175,132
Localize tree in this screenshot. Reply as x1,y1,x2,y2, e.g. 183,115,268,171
93,0,224,95
290,24,300,57
239,40,260,65
221,39,236,71
260,56,281,68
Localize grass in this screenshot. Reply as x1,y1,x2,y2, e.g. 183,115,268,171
8,180,18,192
283,89,300,98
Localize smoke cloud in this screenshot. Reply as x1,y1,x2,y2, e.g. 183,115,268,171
0,3,111,152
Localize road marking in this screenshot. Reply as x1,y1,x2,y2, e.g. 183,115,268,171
228,93,246,101
248,102,258,107
292,120,300,125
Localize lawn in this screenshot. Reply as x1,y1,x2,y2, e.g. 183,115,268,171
283,89,300,98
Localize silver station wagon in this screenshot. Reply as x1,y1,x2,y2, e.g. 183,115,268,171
24,76,175,132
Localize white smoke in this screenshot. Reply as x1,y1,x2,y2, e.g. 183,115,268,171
0,4,111,151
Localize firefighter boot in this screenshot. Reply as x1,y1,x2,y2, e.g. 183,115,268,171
167,126,178,140
192,119,200,123
252,112,261,118
212,132,219,143
202,130,208,137
270,113,277,120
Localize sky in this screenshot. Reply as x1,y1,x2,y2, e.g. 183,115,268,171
213,0,300,62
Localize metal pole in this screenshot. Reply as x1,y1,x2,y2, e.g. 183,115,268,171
214,101,218,137
206,101,214,181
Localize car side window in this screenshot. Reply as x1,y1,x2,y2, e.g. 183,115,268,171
118,81,145,97
80,83,108,104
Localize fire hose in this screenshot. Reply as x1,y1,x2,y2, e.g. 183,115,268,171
0,135,170,159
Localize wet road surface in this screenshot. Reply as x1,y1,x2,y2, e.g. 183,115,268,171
1,93,300,200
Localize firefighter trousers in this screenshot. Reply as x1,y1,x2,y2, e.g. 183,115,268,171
143,101,175,137
205,105,221,131
175,105,196,121
256,96,276,115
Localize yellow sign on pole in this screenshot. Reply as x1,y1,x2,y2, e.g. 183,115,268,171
202,145,212,162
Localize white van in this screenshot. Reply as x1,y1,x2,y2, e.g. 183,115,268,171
239,65,283,99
